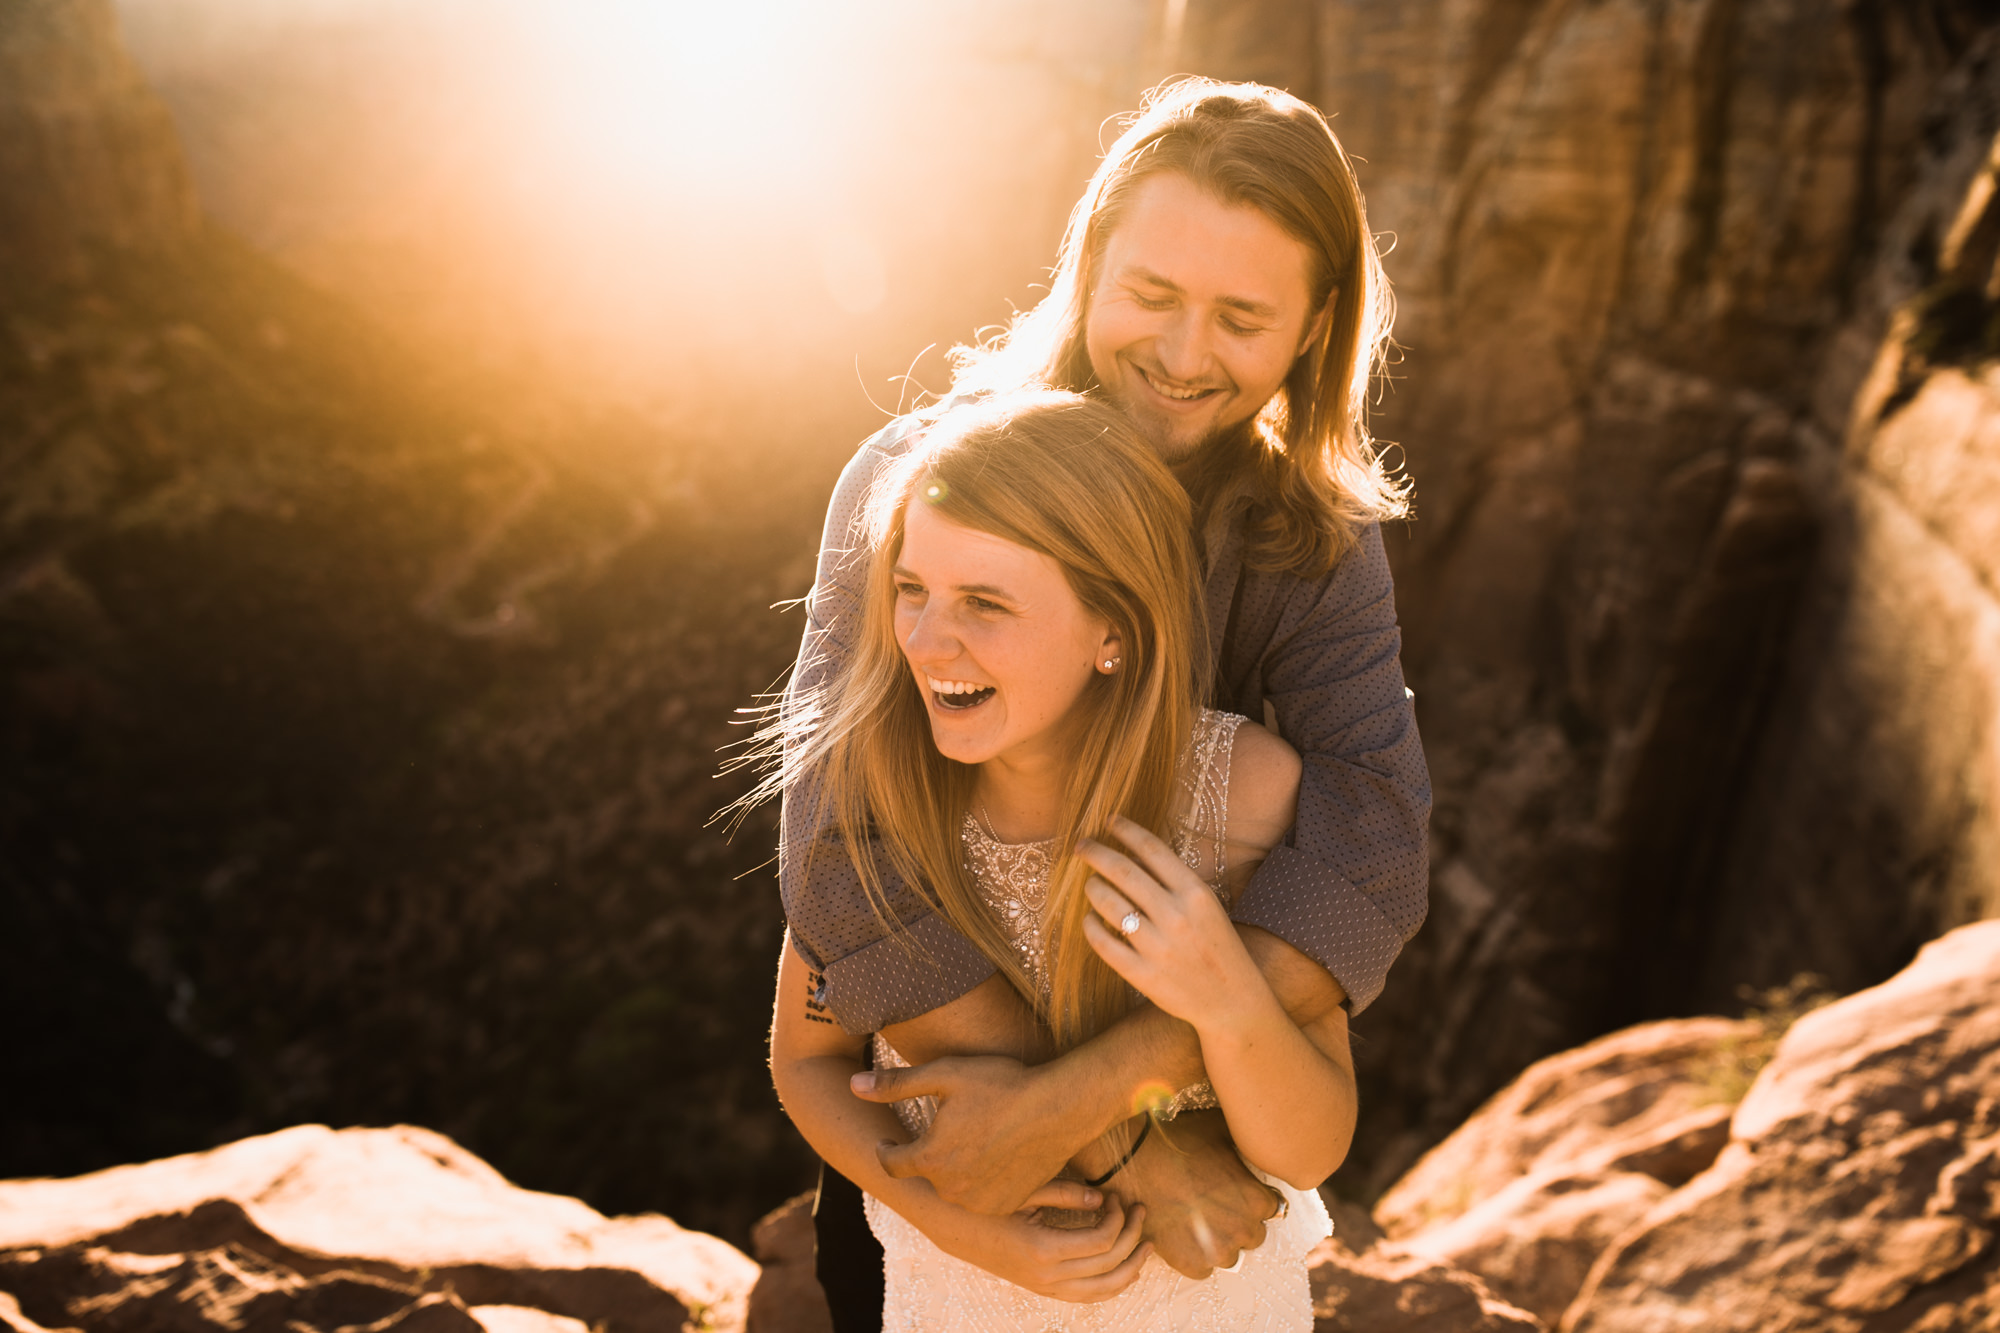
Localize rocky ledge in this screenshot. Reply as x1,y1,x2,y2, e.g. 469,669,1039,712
6,919,1997,1333
0,1125,757,1333
1355,918,2000,1331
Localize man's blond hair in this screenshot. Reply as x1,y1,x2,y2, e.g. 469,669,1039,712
953,78,1407,574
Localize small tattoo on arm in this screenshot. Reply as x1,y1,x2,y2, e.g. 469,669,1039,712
804,969,835,1025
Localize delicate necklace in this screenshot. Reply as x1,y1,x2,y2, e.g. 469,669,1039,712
976,801,1004,843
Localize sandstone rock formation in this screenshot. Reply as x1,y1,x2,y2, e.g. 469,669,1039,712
0,0,199,277
1561,918,2000,1330
743,1195,832,1333
1375,1016,1757,1323
1349,920,2000,1330
1709,21,2000,1052
1307,1241,1547,1332
1166,0,2000,1194
0,1125,758,1333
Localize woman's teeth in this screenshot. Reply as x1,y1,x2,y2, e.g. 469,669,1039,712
926,676,995,710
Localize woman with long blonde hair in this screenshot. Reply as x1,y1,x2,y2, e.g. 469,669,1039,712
766,389,1356,1330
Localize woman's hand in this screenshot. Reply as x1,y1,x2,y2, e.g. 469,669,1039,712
1077,819,1360,1190
1078,815,1280,1037
927,1189,1153,1303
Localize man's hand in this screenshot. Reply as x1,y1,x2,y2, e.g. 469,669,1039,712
852,1056,1086,1215
1116,1109,1280,1279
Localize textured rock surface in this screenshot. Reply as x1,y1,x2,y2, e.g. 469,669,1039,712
1167,0,2000,1195
0,0,198,276
1561,919,2000,1332
743,1194,831,1333
1374,1016,1761,1323
1706,25,2000,1045
1308,1239,1546,1332
0,1125,758,1333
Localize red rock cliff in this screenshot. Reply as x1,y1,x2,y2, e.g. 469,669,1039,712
0,0,199,277
1160,0,2000,1189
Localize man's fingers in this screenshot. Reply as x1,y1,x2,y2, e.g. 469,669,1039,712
874,1138,924,1181
1148,1225,1215,1281
849,1064,946,1103
1022,1179,1103,1212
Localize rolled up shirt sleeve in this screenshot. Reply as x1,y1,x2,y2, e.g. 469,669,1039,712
1227,523,1432,1013
779,420,997,1032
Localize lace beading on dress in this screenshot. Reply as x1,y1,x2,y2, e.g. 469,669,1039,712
864,709,1329,1332
959,808,1054,985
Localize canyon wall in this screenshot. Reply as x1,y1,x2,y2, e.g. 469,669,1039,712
0,0,197,276
1166,0,2000,1188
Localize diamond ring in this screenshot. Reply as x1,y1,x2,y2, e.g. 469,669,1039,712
1119,911,1143,937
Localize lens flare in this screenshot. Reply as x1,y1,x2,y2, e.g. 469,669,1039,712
1131,1078,1176,1120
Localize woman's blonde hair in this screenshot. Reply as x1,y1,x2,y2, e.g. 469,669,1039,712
769,389,1207,1051
951,77,1408,574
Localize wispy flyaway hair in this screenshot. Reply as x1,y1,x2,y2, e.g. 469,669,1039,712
951,77,1408,573
751,389,1208,1050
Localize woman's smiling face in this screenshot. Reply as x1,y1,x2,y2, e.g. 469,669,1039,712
893,497,1117,771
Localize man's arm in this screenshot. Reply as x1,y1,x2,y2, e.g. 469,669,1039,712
780,418,998,1032
768,938,1156,1302
862,925,1343,1196
855,715,1359,1273
1229,522,1432,1014
854,924,1343,1277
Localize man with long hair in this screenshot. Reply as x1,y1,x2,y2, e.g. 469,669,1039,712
781,78,1431,1327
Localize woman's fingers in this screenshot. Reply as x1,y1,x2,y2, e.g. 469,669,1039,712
1058,1236,1154,1302
1075,836,1180,918
1033,1195,1124,1262
1058,1199,1147,1278
1084,877,1142,938
1104,815,1201,893
1022,1178,1103,1212
1081,913,1146,983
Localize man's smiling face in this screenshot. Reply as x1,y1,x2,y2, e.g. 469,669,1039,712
1084,171,1325,463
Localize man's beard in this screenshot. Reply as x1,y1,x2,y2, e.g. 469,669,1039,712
1116,391,1257,466
1165,417,1260,500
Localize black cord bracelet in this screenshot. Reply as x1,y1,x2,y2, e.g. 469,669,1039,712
1082,1115,1153,1189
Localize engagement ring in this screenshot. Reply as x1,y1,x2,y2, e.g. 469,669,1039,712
1119,911,1142,936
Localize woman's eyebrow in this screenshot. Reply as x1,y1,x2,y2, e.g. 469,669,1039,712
890,565,1014,600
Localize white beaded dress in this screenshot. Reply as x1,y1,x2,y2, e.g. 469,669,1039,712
863,709,1332,1332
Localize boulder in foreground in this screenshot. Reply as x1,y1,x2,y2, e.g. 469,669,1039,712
0,1124,757,1333
1377,1015,1759,1322
1308,1238,1546,1332
1561,919,2000,1331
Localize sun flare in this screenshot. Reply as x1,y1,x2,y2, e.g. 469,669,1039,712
503,0,821,197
